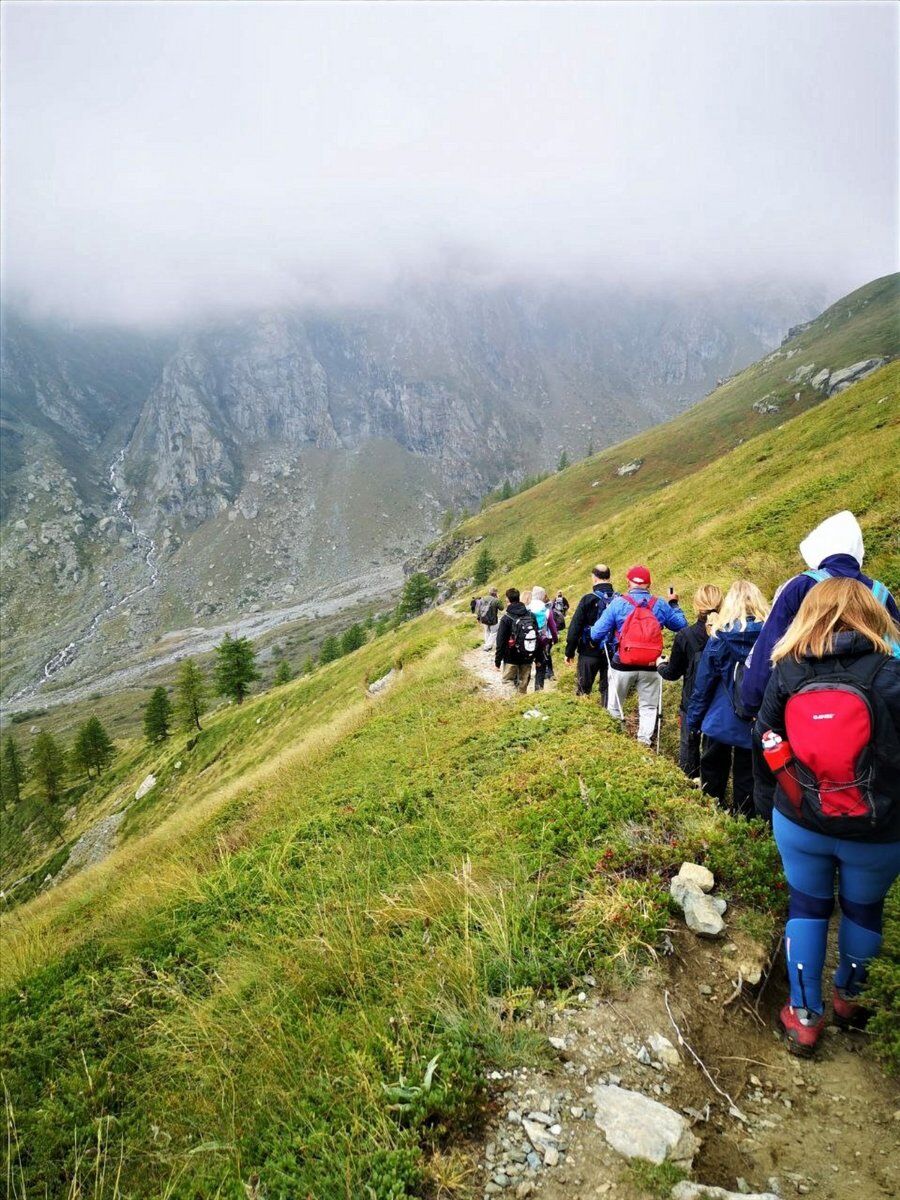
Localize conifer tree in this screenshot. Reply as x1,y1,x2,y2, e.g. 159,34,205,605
175,659,207,731
557,449,569,471
586,440,594,458
341,623,366,654
518,534,538,564
143,686,172,743
274,659,293,686
214,634,260,704
31,731,65,805
499,479,513,501
397,572,437,618
318,635,341,665
1,735,24,806
72,716,115,779
472,546,496,588
303,657,315,675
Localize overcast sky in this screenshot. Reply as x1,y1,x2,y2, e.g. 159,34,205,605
2,1,897,324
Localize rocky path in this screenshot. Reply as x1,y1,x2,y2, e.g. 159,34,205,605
462,644,558,701
458,645,899,1200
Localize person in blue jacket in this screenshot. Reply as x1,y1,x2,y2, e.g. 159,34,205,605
740,511,900,817
687,580,770,817
590,564,687,746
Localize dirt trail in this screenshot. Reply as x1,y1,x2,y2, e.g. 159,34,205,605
459,644,898,1200
462,645,558,700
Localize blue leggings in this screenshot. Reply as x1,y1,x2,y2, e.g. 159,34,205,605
773,810,900,1014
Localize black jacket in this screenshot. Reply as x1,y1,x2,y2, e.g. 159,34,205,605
495,602,539,667
565,584,615,659
756,632,900,842
658,618,709,712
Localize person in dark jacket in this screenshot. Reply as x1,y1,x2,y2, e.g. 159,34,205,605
494,587,539,694
756,578,900,1056
658,583,722,779
687,581,770,816
565,565,616,704
551,591,570,632
740,511,900,818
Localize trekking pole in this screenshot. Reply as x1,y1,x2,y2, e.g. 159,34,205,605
655,675,664,754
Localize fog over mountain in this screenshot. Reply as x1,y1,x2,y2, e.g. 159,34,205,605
2,2,896,324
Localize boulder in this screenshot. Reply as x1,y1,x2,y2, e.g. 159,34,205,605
367,669,397,695
810,368,830,390
135,774,157,800
825,357,886,395
683,891,726,937
675,862,714,893
671,1185,779,1200
592,1084,699,1166
648,1032,681,1067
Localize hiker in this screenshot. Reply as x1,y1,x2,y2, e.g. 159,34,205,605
590,565,687,747
657,583,723,780
528,585,559,691
756,578,900,1056
551,590,570,632
565,565,616,705
470,595,481,615
740,510,900,817
494,587,540,694
475,587,503,652
686,581,770,817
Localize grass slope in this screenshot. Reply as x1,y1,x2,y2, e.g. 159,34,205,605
450,272,898,566
2,361,898,1200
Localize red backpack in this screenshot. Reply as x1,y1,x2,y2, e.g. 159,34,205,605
783,657,887,824
617,595,664,667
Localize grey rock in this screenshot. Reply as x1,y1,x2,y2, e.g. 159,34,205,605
825,357,886,395
671,1186,779,1200
682,891,726,937
135,773,157,800
592,1084,699,1166
675,862,715,892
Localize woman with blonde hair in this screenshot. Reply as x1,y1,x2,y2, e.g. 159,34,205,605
658,583,723,779
687,580,770,815
757,577,900,1056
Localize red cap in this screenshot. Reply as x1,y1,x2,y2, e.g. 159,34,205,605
626,564,651,587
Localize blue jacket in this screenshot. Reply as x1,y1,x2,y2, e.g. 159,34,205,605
740,554,900,715
688,621,763,749
590,588,687,669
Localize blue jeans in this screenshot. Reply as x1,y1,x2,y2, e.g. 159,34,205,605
773,810,900,1014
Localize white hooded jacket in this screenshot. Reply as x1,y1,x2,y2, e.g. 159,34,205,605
799,510,864,571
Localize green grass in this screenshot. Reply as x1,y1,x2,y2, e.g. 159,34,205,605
1,340,898,1197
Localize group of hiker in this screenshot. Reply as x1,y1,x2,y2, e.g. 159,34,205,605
471,510,900,1058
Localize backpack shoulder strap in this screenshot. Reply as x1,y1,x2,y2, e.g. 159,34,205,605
646,595,658,609
622,594,639,609
846,652,890,690
803,568,831,584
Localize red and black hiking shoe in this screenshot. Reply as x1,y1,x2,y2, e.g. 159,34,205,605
833,987,869,1030
780,1003,825,1056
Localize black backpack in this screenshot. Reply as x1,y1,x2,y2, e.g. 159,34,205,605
509,614,539,661
579,592,611,654
680,623,707,707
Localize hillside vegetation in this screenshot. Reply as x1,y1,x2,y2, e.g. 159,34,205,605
2,357,898,1198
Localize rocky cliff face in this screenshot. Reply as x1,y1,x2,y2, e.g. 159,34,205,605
1,279,823,696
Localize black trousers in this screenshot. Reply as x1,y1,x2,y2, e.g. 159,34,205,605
678,716,702,779
575,653,608,705
700,737,755,818
534,645,554,690
751,733,776,822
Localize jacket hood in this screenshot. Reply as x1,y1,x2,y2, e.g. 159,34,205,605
800,511,864,570
528,598,549,615
506,602,530,618
594,583,615,596
713,621,763,656
803,630,883,661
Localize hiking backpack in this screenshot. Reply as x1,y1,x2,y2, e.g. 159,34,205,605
477,598,497,625
617,595,663,667
508,615,538,661
578,592,612,654
728,658,755,722
551,596,568,630
782,655,893,828
804,570,900,659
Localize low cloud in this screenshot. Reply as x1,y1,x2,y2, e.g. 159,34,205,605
2,2,897,325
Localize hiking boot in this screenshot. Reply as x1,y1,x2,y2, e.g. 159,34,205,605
780,1003,825,1056
833,986,869,1030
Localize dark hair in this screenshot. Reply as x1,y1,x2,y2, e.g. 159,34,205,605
506,587,520,603
592,564,611,581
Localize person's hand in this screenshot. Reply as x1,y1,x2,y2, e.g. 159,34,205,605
656,655,668,666
669,592,679,606
495,664,501,672
565,656,574,665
